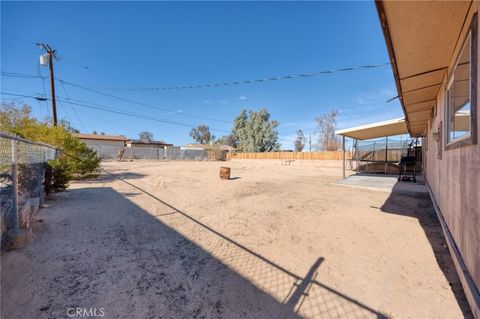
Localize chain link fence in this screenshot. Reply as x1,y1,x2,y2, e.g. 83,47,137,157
1,132,57,249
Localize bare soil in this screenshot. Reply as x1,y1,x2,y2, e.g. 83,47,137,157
1,160,472,318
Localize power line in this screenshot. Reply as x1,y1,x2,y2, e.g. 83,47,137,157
2,62,390,95
98,63,391,91
0,92,230,133
3,36,103,74
2,87,47,96
1,92,48,101
59,79,231,123
1,62,391,124
73,108,140,132
2,39,391,90
1,71,45,79
59,80,87,131
1,72,231,124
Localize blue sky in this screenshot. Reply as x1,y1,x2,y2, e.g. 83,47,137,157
1,1,403,149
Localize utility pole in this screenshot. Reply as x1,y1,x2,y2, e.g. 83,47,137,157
38,43,58,126
309,133,312,152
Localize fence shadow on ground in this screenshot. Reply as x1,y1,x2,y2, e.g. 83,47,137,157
2,187,296,318
380,189,473,318
87,171,146,183
105,173,388,318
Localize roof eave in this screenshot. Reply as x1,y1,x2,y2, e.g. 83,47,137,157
375,0,414,136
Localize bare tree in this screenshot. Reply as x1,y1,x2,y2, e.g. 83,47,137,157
216,134,238,148
139,131,153,142
315,110,341,151
294,129,306,152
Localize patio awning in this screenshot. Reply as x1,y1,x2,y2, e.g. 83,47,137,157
335,117,408,140
375,1,472,136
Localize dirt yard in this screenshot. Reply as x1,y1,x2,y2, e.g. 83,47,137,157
1,160,472,318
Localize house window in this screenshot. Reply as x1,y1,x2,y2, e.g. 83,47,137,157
445,16,477,148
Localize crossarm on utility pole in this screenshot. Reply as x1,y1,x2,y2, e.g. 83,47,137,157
38,43,58,126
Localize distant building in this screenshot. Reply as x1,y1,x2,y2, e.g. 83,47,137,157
73,133,128,148
182,143,236,153
73,133,128,159
126,139,173,148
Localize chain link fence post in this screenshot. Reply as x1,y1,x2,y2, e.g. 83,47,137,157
1,132,57,250
11,139,19,237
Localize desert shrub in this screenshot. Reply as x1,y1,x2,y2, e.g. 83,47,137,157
1,103,101,193
44,159,71,196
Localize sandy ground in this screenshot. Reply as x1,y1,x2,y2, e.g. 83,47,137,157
1,160,472,319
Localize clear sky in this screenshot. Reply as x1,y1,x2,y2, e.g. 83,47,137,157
1,1,403,149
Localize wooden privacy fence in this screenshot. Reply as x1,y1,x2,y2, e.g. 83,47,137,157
227,151,352,160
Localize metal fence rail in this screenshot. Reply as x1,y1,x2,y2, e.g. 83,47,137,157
228,151,352,160
0,132,57,249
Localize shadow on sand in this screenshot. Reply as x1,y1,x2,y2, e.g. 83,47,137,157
380,185,473,318
2,170,389,318
94,172,389,318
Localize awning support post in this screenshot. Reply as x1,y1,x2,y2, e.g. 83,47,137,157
385,136,388,174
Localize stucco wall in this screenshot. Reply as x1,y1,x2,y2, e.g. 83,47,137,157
87,145,211,161
165,147,210,161
124,147,164,160
82,139,125,147
87,145,122,159
423,4,480,298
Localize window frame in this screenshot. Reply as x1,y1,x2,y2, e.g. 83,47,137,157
444,14,478,150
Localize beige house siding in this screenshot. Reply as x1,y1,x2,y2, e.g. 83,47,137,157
81,139,125,147
424,2,480,301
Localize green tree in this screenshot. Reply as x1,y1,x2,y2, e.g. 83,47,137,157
189,125,214,144
139,131,153,141
232,108,280,152
294,129,306,152
1,103,100,192
59,119,79,133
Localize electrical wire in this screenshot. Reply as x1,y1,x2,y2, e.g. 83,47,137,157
4,36,121,82
59,80,87,131
59,79,231,123
98,63,391,91
2,61,390,94
1,71,45,79
2,40,390,92
0,92,230,134
1,62,391,123
1,72,230,124
2,87,48,96
73,108,139,132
